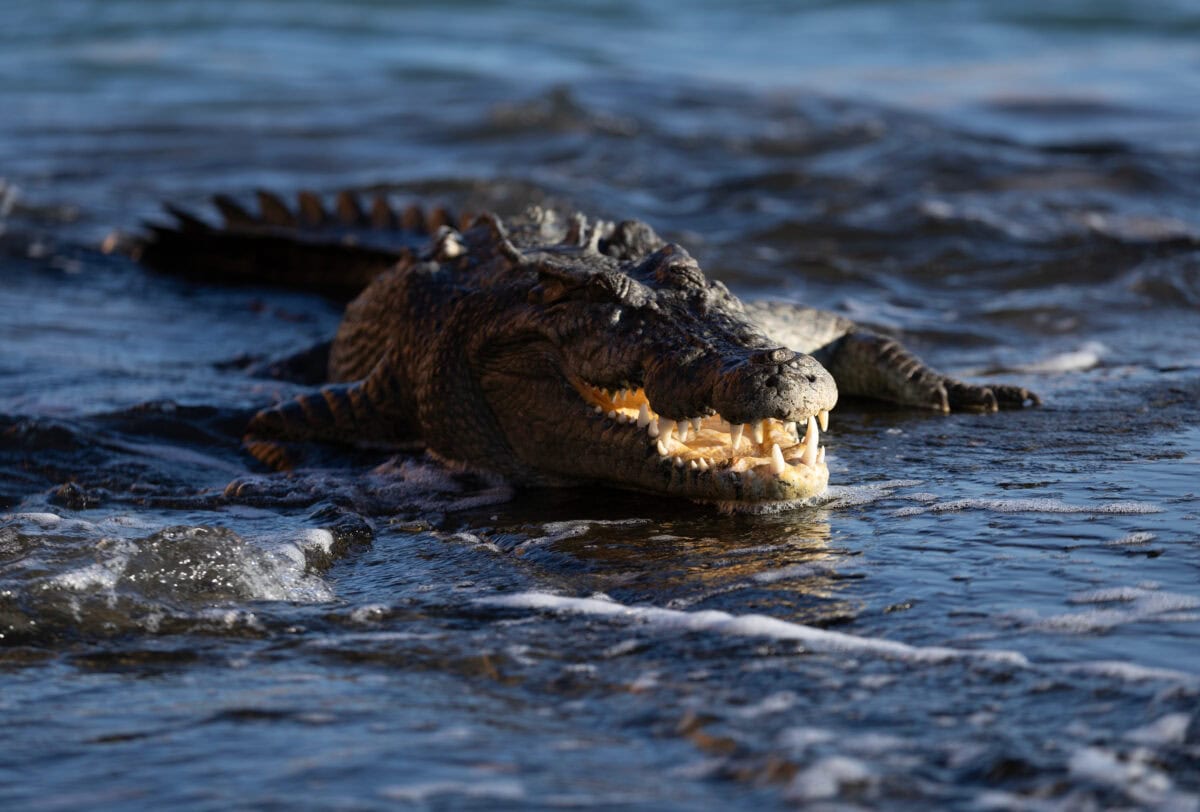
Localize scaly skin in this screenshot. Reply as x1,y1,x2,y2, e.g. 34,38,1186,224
131,192,1038,510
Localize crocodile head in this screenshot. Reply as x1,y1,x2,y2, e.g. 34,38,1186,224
445,215,838,511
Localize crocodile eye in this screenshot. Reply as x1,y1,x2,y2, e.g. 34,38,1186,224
587,271,629,302
528,276,572,305
655,258,706,290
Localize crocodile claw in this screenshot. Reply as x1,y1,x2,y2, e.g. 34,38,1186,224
944,379,999,412
945,379,1039,412
986,382,1041,409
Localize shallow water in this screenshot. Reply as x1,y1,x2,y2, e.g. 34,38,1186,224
3,1,1200,808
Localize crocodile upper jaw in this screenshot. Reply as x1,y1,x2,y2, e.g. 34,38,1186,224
571,381,831,505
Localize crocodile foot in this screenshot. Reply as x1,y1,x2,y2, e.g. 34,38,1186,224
944,379,1041,412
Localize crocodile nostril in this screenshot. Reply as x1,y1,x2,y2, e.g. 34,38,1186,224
807,374,818,382
751,347,796,365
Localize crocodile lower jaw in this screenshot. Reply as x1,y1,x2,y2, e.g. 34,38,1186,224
575,382,831,503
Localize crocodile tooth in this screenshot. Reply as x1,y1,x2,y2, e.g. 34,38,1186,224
647,417,660,438
730,423,745,452
637,403,651,429
802,416,819,466
689,460,698,470
657,440,670,457
752,420,765,445
691,417,703,433
593,405,602,414
662,420,676,443
674,456,685,468
697,458,709,471
817,446,826,465
770,443,786,475
818,409,829,432
786,421,798,441
606,410,617,420
676,420,689,444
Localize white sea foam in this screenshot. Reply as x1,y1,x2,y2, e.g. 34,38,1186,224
735,691,799,718
1069,586,1189,605
1105,531,1157,547
751,562,842,584
379,779,526,803
515,518,651,552
1067,746,1180,806
1034,585,1200,634
820,479,923,509
1012,341,1107,374
786,755,873,801
299,527,335,554
3,512,162,539
1126,713,1193,746
305,631,444,649
7,512,64,527
895,498,1161,517
1081,211,1198,243
349,603,391,624
446,531,502,553
481,592,1029,667
483,592,1200,687
52,560,126,594
36,517,338,612
777,726,836,749
236,544,335,604
194,607,264,631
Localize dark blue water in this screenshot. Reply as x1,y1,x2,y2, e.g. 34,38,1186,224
2,1,1200,808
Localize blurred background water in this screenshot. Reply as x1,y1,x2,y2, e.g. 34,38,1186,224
2,1,1199,809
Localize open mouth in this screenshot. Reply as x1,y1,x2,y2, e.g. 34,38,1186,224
575,381,830,492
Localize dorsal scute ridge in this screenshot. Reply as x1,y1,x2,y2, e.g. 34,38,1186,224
560,212,612,253
467,211,524,264
198,189,466,239
562,212,587,247
428,225,466,261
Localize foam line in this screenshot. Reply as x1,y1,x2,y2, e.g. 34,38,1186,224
480,592,1029,667
894,498,1161,516
480,592,1200,685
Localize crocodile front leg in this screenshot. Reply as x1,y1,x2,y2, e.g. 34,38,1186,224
744,301,1039,412
819,331,1039,412
244,344,416,469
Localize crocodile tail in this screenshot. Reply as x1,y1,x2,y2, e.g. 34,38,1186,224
116,190,468,300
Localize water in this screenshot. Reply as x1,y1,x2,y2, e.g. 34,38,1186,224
3,1,1200,808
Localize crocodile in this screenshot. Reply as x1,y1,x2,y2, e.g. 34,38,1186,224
129,191,1038,511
